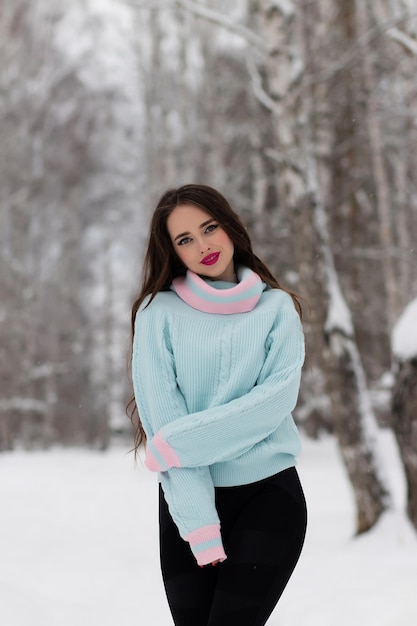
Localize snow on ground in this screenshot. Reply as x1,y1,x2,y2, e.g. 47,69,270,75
1,436,416,626
392,296,417,361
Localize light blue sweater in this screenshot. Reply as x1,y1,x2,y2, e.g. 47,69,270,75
132,268,305,565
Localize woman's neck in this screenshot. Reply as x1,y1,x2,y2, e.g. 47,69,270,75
205,269,237,283
200,264,237,284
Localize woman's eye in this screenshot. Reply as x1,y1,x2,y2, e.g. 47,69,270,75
178,237,191,246
205,223,218,233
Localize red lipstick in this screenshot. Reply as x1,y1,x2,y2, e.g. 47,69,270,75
201,252,220,266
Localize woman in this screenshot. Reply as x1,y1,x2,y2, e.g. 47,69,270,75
130,184,307,626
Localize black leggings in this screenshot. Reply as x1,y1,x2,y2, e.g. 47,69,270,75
159,467,307,626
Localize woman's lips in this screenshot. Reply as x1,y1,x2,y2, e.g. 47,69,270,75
200,252,220,266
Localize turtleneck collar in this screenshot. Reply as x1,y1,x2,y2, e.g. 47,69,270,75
171,267,266,314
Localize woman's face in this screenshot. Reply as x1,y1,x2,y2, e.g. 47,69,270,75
167,204,235,281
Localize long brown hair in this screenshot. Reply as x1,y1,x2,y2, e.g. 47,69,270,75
127,184,302,452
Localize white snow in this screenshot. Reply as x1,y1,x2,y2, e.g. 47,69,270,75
1,436,416,626
324,274,354,339
392,297,417,361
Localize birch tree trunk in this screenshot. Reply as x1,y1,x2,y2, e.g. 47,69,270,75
176,5,197,184
255,0,392,531
354,0,398,330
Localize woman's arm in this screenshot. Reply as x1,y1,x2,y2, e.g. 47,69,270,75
143,294,304,472
132,303,226,565
159,467,226,566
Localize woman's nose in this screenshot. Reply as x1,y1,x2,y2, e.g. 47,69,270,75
198,239,210,254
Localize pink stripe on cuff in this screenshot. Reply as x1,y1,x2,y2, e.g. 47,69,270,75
144,450,161,472
195,546,227,566
185,524,221,546
153,431,182,468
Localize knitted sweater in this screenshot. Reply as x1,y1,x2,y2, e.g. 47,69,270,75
132,267,305,566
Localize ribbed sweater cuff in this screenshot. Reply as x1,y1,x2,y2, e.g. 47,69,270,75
144,431,181,472
185,524,227,566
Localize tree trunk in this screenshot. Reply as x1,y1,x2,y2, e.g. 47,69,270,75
391,358,417,529
354,0,398,330
255,0,392,531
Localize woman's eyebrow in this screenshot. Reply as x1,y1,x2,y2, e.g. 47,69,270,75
173,219,215,241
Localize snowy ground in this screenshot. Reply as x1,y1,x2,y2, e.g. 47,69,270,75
1,435,416,626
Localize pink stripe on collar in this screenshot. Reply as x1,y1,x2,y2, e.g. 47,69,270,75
172,267,265,314
173,282,261,314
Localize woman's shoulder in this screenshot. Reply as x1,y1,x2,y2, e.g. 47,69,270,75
137,290,177,316
137,289,200,325
259,288,302,332
261,287,297,311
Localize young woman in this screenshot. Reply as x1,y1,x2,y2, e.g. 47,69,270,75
130,184,307,626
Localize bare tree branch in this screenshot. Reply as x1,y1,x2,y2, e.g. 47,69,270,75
118,0,172,9
304,10,417,86
244,52,280,114
119,0,266,51
388,27,417,55
174,0,265,51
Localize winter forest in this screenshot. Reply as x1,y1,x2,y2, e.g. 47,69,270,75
1,0,417,623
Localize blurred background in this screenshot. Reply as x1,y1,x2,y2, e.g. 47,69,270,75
1,0,417,536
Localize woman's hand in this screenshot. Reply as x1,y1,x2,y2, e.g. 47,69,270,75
199,559,222,568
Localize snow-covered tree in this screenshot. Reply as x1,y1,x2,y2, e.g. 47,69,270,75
0,0,146,449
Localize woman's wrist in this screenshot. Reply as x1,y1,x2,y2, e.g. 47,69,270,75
185,523,227,566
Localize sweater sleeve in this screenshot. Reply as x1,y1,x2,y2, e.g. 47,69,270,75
159,467,226,565
132,300,226,565
145,294,304,471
